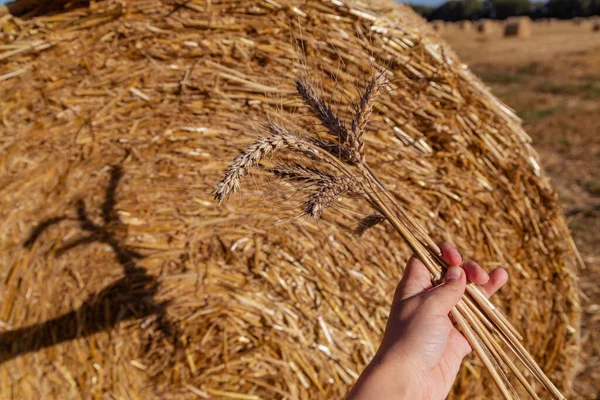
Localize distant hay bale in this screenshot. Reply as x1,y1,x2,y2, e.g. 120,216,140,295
431,19,445,32
458,20,473,31
477,19,495,34
0,0,581,399
504,16,532,38
593,21,600,31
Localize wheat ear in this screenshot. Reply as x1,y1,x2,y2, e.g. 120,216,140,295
305,176,360,218
214,123,316,203
351,73,387,162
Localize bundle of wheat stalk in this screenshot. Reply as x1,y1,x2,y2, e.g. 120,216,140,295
0,0,581,399
215,73,565,399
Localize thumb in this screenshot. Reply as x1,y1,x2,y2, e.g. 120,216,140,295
424,267,466,315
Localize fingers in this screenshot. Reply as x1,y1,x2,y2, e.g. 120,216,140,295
423,267,467,315
396,241,461,302
394,255,433,302
461,260,489,285
396,242,508,305
479,268,508,298
460,259,508,299
439,242,462,267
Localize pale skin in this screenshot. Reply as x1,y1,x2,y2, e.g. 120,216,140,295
347,242,509,400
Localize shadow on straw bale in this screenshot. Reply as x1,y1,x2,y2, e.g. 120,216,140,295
0,166,178,364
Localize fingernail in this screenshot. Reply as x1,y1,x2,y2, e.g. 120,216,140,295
446,267,462,281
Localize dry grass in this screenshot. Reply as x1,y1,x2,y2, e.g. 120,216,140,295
0,0,582,399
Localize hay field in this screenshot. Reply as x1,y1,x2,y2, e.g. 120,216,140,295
442,20,600,399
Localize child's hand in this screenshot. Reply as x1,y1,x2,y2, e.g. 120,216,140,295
347,242,508,400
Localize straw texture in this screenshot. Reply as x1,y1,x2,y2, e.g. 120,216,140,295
0,0,581,399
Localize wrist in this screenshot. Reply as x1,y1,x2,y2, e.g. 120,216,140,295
347,353,421,400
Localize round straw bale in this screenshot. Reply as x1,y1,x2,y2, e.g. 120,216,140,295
0,0,580,399
459,20,473,31
477,18,496,34
431,19,445,32
504,16,533,37
593,21,600,31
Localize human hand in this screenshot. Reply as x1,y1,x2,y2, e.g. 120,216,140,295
347,242,508,400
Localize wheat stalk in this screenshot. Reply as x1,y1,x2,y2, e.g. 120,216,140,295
214,75,566,400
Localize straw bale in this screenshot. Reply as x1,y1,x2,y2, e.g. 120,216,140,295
477,19,496,34
431,19,445,32
459,20,473,31
593,21,600,32
0,0,581,399
504,16,532,38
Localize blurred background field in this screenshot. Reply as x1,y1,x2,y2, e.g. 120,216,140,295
440,19,599,397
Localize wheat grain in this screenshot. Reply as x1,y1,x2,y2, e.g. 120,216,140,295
353,213,386,236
